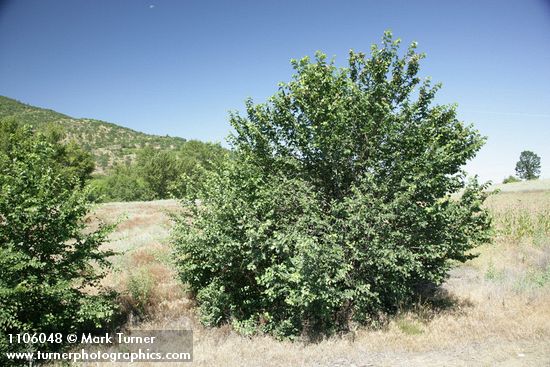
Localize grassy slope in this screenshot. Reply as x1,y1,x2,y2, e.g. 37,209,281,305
0,95,187,172
83,180,550,366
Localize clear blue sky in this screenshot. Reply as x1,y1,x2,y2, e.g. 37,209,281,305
1,0,549,183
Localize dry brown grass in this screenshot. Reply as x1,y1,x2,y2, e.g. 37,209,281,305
78,192,550,366
86,200,192,321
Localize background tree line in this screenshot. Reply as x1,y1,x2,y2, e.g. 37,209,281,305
89,140,228,202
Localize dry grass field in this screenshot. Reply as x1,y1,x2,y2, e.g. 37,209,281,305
490,178,550,193
80,185,550,366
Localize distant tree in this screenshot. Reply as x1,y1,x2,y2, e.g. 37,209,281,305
89,165,154,203
136,147,180,199
502,175,520,184
0,119,115,360
515,150,541,180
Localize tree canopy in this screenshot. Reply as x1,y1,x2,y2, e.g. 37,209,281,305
515,150,541,180
173,32,491,339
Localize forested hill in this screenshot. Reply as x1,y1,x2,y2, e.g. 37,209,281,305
0,95,187,171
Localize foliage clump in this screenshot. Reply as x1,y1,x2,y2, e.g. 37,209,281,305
502,175,520,184
173,32,491,339
0,119,116,358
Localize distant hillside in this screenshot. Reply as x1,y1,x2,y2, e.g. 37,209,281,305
0,96,187,172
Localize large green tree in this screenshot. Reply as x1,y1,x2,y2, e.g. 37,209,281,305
173,32,491,338
0,119,115,359
515,150,541,180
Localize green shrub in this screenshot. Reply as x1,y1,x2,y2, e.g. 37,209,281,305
125,268,155,316
502,175,520,184
136,147,181,200
0,119,116,360
89,166,154,202
514,264,550,291
396,318,424,335
173,32,491,339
